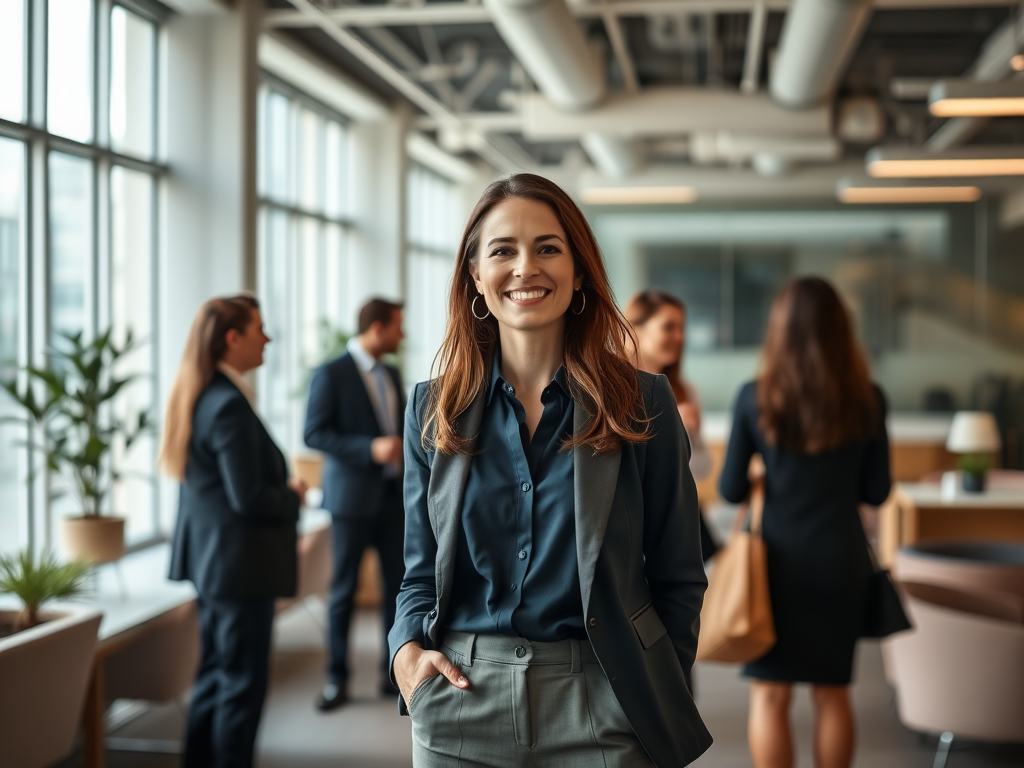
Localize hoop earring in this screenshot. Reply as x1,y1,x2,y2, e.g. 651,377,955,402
571,289,586,316
472,295,491,320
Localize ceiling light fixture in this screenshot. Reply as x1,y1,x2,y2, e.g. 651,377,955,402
865,147,1024,178
580,186,698,205
1012,55,1024,72
836,179,981,204
928,79,1024,117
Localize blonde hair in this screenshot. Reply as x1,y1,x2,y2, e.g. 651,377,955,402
158,294,259,481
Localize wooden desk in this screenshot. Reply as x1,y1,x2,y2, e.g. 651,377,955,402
878,482,1024,567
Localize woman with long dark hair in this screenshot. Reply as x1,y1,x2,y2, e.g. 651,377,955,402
718,277,891,768
389,174,711,767
160,294,306,768
625,290,717,560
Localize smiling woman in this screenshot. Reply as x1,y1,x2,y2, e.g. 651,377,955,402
389,174,712,768
424,174,648,457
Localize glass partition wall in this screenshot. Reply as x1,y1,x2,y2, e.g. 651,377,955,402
0,0,164,555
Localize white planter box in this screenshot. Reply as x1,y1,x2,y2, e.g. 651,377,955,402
0,605,102,768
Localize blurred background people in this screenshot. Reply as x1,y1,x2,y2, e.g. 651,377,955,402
626,289,719,561
718,277,891,768
160,294,306,768
304,298,407,710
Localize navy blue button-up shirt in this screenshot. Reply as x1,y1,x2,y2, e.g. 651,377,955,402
440,354,585,641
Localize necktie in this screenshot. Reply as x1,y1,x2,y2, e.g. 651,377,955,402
373,364,398,478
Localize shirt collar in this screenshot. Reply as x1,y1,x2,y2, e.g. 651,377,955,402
486,350,571,405
216,362,257,410
347,336,379,373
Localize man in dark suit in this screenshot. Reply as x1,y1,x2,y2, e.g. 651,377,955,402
304,298,406,710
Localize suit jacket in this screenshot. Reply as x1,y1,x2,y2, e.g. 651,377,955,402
391,371,713,768
303,353,406,518
169,372,299,599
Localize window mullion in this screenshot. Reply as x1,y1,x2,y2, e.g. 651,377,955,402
28,0,46,129
96,0,112,149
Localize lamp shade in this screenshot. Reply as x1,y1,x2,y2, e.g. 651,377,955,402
946,411,1002,453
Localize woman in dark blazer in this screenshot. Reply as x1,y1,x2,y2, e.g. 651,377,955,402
718,277,891,768
160,294,306,768
388,174,712,768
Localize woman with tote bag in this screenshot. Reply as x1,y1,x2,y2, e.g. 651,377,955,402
718,277,892,768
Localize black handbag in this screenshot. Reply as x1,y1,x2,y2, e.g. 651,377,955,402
862,538,913,638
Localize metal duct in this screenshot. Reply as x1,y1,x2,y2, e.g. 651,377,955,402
770,0,872,109
484,0,638,177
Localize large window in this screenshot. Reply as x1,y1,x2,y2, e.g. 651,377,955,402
256,78,354,455
405,163,461,386
0,0,164,555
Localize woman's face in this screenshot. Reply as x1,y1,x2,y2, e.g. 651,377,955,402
470,197,582,335
634,304,685,370
226,309,271,373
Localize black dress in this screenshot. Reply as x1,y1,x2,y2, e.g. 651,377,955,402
718,381,892,685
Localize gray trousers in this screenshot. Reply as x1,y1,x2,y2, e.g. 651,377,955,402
408,631,655,768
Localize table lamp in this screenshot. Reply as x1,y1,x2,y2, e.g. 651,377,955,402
946,411,1002,493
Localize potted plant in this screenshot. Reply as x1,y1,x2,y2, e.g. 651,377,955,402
0,549,102,768
0,549,90,635
958,454,991,493
1,329,153,563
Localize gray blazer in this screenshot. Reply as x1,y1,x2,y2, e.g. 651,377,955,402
392,371,712,767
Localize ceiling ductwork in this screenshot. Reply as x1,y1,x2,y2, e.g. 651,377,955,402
770,0,873,109
690,131,841,165
483,0,639,178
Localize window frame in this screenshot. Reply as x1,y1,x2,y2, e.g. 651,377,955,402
256,72,355,456
0,0,166,556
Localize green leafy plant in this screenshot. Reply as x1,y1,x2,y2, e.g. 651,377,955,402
957,454,991,476
0,549,90,630
0,329,153,517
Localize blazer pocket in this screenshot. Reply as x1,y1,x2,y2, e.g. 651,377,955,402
630,601,668,650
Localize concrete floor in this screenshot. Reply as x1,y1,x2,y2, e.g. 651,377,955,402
53,598,1024,768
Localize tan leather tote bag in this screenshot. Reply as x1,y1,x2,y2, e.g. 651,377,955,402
696,479,776,663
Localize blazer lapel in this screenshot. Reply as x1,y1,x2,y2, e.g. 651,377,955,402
573,403,622,615
425,389,486,645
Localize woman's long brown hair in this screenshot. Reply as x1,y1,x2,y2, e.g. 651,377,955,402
158,294,259,480
426,173,648,456
624,290,689,406
757,277,878,453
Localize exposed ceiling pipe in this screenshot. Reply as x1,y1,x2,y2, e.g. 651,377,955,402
770,0,873,109
926,13,1024,151
483,0,639,178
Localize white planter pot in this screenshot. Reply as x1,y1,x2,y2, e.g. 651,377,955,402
61,515,125,564
0,605,102,768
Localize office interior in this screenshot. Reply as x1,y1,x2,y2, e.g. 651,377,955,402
1,0,1023,766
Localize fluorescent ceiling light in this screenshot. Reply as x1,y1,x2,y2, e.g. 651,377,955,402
865,147,1024,178
836,180,981,204
928,79,1024,117
581,186,698,205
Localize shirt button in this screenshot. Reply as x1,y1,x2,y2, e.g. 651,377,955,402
510,584,517,592
428,609,437,619
518,550,527,560
515,646,526,658
588,617,597,628
505,384,514,395
521,482,531,492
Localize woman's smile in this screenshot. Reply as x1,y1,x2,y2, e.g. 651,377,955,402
505,287,552,306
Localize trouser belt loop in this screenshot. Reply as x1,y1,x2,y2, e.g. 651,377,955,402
570,638,581,674
463,632,476,667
